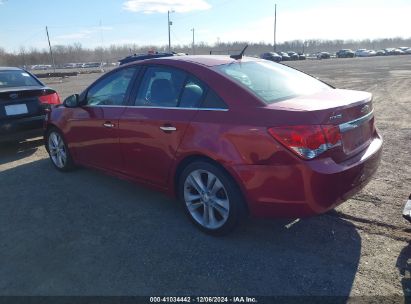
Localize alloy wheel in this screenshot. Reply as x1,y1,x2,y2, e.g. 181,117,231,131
183,169,230,230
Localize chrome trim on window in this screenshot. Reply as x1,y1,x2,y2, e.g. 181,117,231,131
84,105,229,111
338,110,374,133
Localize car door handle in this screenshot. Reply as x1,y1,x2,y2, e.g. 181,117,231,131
160,126,177,132
103,122,115,128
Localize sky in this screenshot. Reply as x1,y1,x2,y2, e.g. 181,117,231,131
0,0,410,52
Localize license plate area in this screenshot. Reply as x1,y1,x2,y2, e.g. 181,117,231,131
5,104,28,116
341,116,373,154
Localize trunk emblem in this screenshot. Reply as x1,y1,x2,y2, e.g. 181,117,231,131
361,105,370,114
9,93,19,99
329,113,343,121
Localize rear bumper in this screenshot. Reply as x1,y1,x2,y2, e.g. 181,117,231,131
0,115,44,142
231,134,383,218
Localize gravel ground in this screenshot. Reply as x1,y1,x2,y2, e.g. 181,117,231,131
0,56,410,299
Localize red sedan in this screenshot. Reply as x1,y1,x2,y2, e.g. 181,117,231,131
44,56,382,235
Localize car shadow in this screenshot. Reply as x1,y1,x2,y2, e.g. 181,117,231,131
0,137,44,165
0,159,360,299
397,241,411,303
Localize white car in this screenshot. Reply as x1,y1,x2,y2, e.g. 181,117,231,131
355,49,376,57
403,194,411,223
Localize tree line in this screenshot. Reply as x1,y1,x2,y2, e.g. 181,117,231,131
0,37,410,67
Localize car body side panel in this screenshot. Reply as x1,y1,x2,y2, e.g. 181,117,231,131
118,107,198,187
47,106,125,171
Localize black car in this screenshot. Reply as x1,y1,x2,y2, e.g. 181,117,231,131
119,52,175,65
260,52,282,63
317,52,331,59
298,53,306,60
0,67,60,142
279,52,291,61
287,52,300,61
336,49,355,58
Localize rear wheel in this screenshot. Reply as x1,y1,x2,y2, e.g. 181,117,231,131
46,128,74,171
179,161,246,235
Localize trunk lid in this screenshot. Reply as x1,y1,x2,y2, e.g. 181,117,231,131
0,86,53,120
267,89,375,161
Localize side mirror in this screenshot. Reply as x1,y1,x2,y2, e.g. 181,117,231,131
63,94,80,108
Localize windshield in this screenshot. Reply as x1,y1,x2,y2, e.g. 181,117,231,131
0,70,41,88
216,61,330,104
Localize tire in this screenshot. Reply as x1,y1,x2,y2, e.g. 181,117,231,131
178,161,247,235
46,128,75,172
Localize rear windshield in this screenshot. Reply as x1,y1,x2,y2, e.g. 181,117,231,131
215,61,330,104
0,70,41,88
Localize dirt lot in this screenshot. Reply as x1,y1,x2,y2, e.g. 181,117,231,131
0,56,410,298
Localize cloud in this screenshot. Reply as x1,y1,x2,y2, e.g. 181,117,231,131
123,0,211,13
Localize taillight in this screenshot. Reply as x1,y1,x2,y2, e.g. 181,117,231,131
39,92,61,105
268,125,342,160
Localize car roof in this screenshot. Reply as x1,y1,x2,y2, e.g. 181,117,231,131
126,55,261,68
0,67,23,71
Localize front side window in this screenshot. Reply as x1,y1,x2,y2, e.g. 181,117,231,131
135,67,186,107
216,61,330,104
86,67,138,106
179,77,205,108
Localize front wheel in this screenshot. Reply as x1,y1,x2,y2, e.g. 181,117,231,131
46,128,75,171
178,161,247,235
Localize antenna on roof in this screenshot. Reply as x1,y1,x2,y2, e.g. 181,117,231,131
230,45,248,60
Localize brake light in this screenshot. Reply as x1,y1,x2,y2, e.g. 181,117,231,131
39,92,61,105
268,125,342,159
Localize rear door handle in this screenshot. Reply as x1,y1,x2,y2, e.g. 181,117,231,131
160,125,177,133
103,122,115,128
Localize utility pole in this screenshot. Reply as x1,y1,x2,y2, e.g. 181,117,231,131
191,28,195,55
45,26,56,72
168,10,174,53
274,4,277,52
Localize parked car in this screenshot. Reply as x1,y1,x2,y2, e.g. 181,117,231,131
355,49,369,57
404,48,411,55
119,52,175,65
376,50,386,56
317,52,331,59
297,53,306,60
336,49,355,58
82,62,102,68
393,49,405,55
384,48,404,55
279,52,291,61
287,52,300,61
403,194,411,223
260,52,282,63
31,64,52,70
44,56,382,235
0,67,60,142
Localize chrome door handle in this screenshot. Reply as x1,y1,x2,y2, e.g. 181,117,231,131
103,122,115,128
160,126,177,132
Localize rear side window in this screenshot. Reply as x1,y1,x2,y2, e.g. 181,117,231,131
135,66,186,107
0,70,40,88
201,89,228,109
87,67,138,106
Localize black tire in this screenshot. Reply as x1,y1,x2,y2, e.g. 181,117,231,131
45,127,75,172
178,160,247,235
